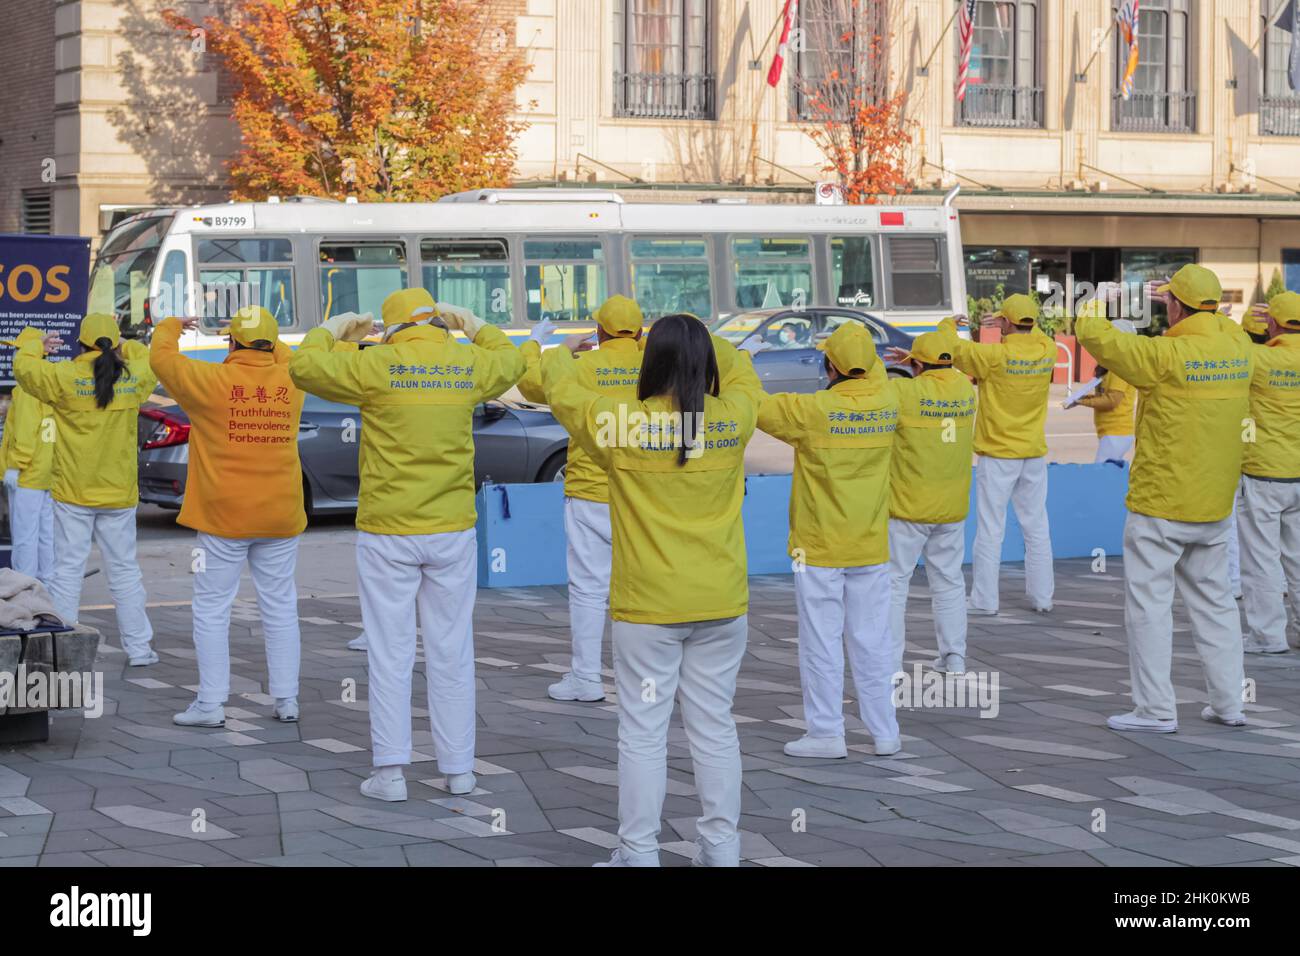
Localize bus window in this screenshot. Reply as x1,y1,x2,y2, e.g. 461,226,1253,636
90,215,172,332
886,236,948,309
730,236,812,310
830,236,876,308
319,241,407,322
197,237,296,328
153,249,190,321
420,238,512,326
523,238,605,323
628,236,712,320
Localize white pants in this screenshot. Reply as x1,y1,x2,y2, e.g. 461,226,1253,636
794,564,899,743
564,497,611,682
6,481,54,584
357,528,477,773
1227,482,1243,597
970,455,1054,613
1238,477,1300,652
49,500,153,657
888,519,967,670
1095,434,1134,464
1123,512,1245,721
192,533,301,703
611,615,747,867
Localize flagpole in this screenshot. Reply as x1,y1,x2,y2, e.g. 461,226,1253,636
918,3,963,77
746,2,790,185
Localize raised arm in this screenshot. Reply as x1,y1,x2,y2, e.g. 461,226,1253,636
516,340,549,404
288,327,369,405
149,317,218,406
466,325,526,403
11,327,67,408
540,343,615,471
1075,313,1171,389
936,316,1003,380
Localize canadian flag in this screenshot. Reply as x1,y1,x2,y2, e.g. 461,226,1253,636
767,0,799,87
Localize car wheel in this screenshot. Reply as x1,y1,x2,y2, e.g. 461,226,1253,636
536,451,567,484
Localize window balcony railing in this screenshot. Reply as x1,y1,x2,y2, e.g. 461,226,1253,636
1112,90,1197,133
613,71,715,120
1261,95,1300,136
957,84,1045,129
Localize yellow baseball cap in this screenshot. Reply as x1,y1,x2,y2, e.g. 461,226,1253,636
993,293,1039,328
1158,264,1222,311
1268,290,1300,329
381,287,438,327
78,313,120,348
594,295,643,337
226,306,279,347
1242,307,1269,337
905,331,955,366
816,321,877,378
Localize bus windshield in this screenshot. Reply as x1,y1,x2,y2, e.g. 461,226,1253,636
90,215,172,332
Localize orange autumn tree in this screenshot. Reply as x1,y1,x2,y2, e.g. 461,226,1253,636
794,0,912,205
164,0,531,200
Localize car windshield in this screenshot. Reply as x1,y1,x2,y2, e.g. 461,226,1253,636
709,312,771,344
90,215,172,331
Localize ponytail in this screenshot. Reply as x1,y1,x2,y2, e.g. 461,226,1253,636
90,337,127,409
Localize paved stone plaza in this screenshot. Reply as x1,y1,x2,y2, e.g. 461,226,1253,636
3,556,1300,867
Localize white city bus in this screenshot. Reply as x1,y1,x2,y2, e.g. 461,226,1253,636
90,188,967,358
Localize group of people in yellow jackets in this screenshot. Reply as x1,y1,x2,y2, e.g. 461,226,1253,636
2,259,1297,865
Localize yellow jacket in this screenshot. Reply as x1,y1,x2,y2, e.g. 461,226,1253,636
1243,334,1300,480
0,384,55,491
540,339,763,624
758,367,898,567
1078,371,1137,438
150,317,307,539
936,317,1056,459
13,327,157,509
1076,311,1253,522
888,368,976,525
288,323,525,535
518,337,643,503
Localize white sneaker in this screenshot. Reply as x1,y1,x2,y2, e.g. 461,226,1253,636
933,654,966,675
593,848,657,868
1200,706,1246,727
966,603,998,617
547,672,606,702
446,771,477,795
347,633,368,651
873,737,902,756
360,771,407,802
783,735,848,759
128,650,160,667
1242,636,1289,655
273,697,299,722
173,700,225,728
1107,710,1178,733
1032,605,1053,614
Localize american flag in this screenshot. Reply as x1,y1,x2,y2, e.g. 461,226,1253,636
1117,0,1141,100
955,0,979,102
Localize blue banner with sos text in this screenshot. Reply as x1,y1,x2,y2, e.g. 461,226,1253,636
0,234,92,385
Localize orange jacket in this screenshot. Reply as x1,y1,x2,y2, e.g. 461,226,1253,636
149,317,307,538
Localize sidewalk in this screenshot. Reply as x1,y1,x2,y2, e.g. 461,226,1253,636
3,557,1300,867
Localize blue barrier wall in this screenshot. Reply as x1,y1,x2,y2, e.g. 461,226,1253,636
476,462,1131,588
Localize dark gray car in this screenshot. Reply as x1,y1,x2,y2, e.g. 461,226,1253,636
709,307,917,393
139,393,571,515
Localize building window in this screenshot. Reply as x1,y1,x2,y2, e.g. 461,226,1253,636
1112,0,1195,133
20,190,52,235
956,1,1043,128
613,0,714,119
1262,2,1300,136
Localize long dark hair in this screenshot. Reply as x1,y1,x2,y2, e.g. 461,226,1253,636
637,313,719,466
84,338,127,409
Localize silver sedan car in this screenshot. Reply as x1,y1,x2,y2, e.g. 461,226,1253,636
138,392,571,515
